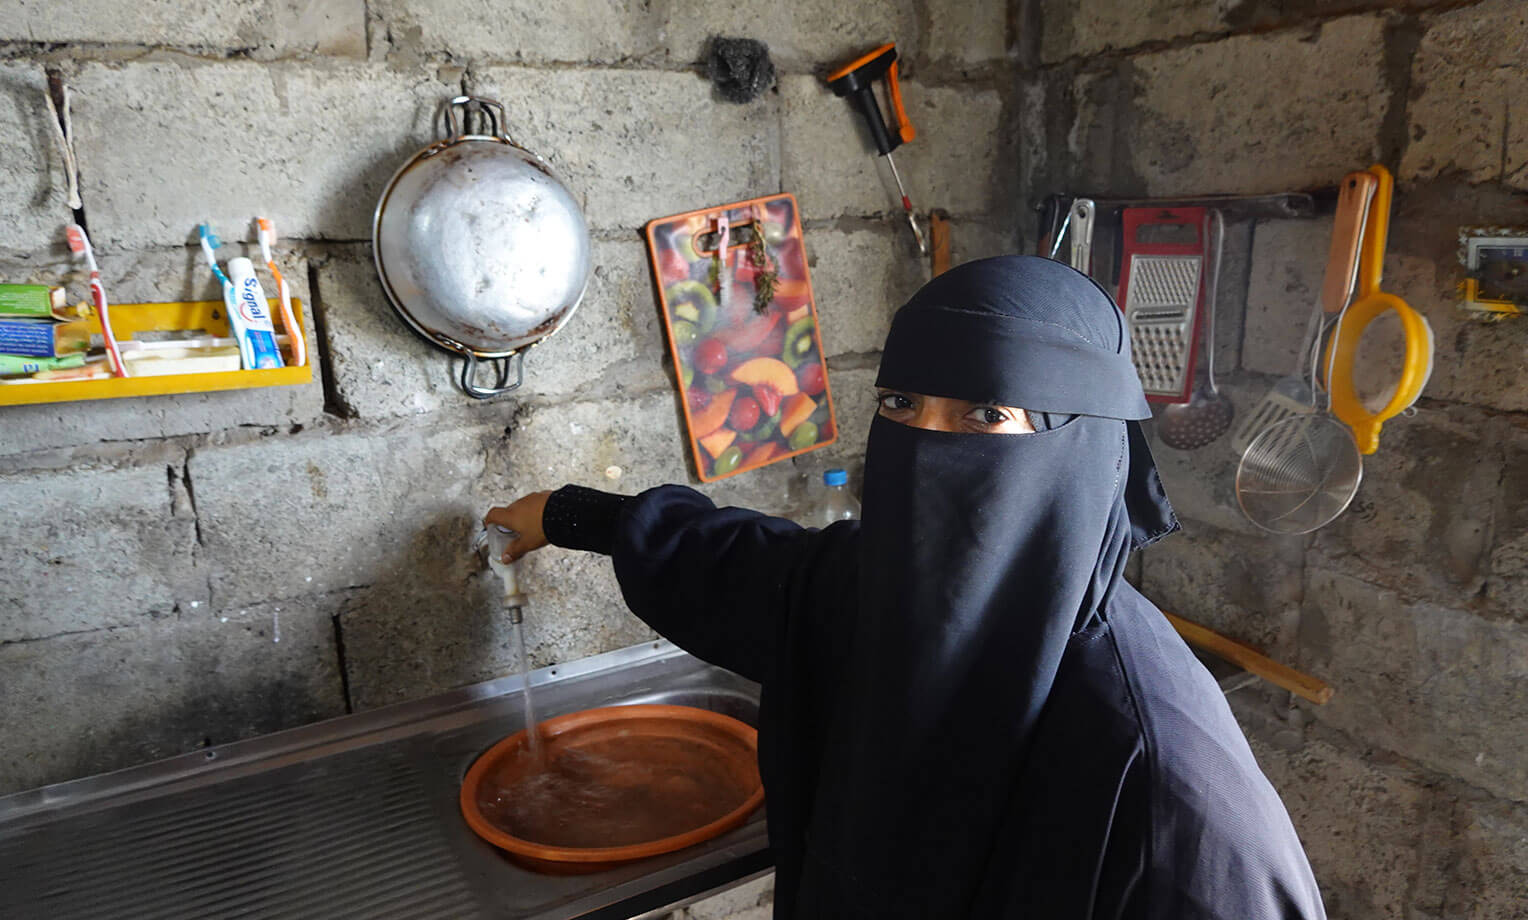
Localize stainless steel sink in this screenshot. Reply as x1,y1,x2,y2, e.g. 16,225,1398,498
0,640,771,919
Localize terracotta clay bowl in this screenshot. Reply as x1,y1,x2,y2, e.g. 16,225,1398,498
460,704,764,874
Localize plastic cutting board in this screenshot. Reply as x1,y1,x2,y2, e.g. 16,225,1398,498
645,194,837,482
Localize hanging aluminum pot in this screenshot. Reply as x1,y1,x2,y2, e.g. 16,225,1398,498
373,96,591,398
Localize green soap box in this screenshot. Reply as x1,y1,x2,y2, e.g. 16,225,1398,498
0,284,68,320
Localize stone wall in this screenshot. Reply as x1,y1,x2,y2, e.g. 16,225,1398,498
0,2,1013,915
1022,0,1528,915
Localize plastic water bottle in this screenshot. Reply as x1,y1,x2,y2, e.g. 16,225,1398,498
819,468,860,526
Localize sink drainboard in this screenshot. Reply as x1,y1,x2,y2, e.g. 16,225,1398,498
0,747,481,919
0,640,768,920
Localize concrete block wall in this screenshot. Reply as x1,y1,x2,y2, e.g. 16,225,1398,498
0,1,1014,915
11,0,1522,914
1021,0,1528,914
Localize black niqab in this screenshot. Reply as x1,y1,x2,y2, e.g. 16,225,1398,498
792,256,1177,915
594,255,1324,919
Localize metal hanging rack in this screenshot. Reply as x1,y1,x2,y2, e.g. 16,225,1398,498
1038,191,1321,220
1036,190,1326,287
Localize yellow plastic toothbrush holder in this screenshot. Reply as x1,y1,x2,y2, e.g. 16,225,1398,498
1326,164,1435,455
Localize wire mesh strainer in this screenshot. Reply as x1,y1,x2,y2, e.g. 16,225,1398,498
1235,412,1362,534
1235,171,1376,533
1236,267,1365,534
1235,261,1366,538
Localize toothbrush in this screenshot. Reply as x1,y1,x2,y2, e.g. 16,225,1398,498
256,217,306,366
198,223,241,365
198,222,232,292
65,224,126,377
104,333,295,351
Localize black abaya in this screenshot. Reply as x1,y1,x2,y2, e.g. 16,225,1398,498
539,256,1326,919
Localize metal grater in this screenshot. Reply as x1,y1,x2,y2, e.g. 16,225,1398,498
1117,208,1207,403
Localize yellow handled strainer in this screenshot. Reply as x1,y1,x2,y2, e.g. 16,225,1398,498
1325,164,1434,455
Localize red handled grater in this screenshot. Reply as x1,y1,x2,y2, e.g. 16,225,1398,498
1116,207,1208,403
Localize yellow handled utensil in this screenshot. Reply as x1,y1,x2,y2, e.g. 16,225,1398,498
1325,164,1434,455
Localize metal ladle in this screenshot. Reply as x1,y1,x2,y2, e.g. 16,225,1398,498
1157,209,1234,450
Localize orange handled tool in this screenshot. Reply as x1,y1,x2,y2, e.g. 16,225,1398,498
826,43,926,256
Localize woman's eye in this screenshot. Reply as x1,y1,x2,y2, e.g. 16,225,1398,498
967,406,1010,426
878,393,914,412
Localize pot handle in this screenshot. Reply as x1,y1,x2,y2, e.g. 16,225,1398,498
444,95,519,146
458,351,525,400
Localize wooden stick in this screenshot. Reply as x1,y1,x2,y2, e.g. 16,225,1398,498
1163,610,1334,705
930,210,951,276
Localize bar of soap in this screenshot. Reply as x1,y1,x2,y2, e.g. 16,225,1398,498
123,346,243,376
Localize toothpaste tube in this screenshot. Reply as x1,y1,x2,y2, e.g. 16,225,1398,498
0,318,91,357
225,257,284,369
0,284,72,320
0,353,87,376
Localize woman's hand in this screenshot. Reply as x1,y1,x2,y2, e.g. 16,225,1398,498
484,491,552,562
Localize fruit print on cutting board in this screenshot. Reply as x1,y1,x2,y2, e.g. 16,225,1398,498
646,194,838,482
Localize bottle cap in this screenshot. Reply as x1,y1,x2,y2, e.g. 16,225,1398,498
824,468,848,486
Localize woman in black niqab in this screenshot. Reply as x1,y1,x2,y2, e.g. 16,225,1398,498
487,256,1326,919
